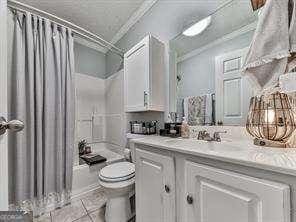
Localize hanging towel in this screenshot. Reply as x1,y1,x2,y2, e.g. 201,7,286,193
205,94,213,125
183,95,213,125
183,97,189,123
188,96,206,125
242,0,296,93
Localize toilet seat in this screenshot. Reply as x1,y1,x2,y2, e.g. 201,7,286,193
99,162,135,183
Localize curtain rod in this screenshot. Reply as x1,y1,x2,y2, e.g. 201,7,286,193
7,0,124,57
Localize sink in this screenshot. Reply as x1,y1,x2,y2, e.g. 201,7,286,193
164,138,184,143
220,138,233,143
162,138,245,153
163,138,190,146
164,138,232,144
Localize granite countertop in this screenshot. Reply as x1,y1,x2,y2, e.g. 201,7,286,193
131,135,296,177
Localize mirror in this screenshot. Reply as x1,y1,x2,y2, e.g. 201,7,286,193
169,0,259,126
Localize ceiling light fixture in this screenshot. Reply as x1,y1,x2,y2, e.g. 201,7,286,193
182,16,212,37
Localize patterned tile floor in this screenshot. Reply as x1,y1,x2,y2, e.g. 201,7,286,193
34,188,107,222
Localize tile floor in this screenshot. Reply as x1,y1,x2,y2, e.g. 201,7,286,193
34,188,107,222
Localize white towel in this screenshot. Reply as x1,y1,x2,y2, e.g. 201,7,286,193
205,94,213,125
183,97,189,123
242,0,296,93
183,95,213,125
279,72,296,92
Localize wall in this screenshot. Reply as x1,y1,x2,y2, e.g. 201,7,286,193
74,42,106,78
176,30,254,113
105,70,126,153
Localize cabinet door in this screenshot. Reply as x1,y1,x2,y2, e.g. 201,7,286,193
184,161,290,222
124,37,150,112
135,149,175,222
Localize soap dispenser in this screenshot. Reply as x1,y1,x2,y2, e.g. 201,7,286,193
181,117,190,138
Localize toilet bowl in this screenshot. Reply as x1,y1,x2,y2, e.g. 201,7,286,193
99,161,135,222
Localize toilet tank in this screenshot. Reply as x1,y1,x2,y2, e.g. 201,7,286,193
126,133,149,163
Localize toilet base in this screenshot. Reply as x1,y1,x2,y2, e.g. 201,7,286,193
99,179,135,222
105,194,132,222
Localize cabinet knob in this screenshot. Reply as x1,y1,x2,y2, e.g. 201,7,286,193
164,185,170,193
186,195,193,204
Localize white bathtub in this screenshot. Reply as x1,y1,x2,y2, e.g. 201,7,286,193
72,143,125,198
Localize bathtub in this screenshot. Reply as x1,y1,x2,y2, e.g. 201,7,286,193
72,143,125,198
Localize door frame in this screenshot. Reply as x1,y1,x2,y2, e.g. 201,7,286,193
0,0,8,210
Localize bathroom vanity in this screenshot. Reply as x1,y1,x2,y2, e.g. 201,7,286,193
131,136,296,222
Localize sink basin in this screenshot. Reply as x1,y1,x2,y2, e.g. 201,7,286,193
220,138,233,143
164,138,232,144
162,138,245,153
164,138,184,143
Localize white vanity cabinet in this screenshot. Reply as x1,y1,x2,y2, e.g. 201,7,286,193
135,149,175,222
134,146,291,222
124,35,165,112
184,161,290,222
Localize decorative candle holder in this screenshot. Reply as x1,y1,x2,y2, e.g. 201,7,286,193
246,92,296,148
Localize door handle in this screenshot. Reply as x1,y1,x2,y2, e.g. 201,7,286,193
0,117,24,135
144,91,148,107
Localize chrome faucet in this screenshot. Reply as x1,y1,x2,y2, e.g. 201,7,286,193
197,130,227,142
197,130,207,140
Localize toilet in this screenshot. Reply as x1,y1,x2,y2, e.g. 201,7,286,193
99,161,135,222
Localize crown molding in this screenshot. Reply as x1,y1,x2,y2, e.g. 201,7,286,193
74,35,108,54
177,21,257,63
110,0,158,45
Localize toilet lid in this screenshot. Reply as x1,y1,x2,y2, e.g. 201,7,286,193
99,162,135,182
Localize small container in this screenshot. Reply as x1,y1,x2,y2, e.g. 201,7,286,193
130,121,157,135
181,117,190,138
132,122,142,134
85,146,92,154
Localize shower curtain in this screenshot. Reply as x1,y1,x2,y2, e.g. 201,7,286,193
8,10,75,215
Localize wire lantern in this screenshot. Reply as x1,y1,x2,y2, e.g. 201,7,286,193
246,92,296,145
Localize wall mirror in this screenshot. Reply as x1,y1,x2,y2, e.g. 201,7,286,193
169,0,259,126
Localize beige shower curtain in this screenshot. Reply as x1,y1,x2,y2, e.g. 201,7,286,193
8,10,75,215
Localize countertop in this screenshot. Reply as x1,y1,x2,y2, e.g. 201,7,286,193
131,135,296,177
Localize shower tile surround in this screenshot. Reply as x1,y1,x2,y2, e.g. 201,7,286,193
75,71,126,166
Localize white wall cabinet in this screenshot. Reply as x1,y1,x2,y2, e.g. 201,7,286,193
135,149,175,222
124,35,165,112
135,148,291,222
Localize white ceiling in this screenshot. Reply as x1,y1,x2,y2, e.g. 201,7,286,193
16,0,146,41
